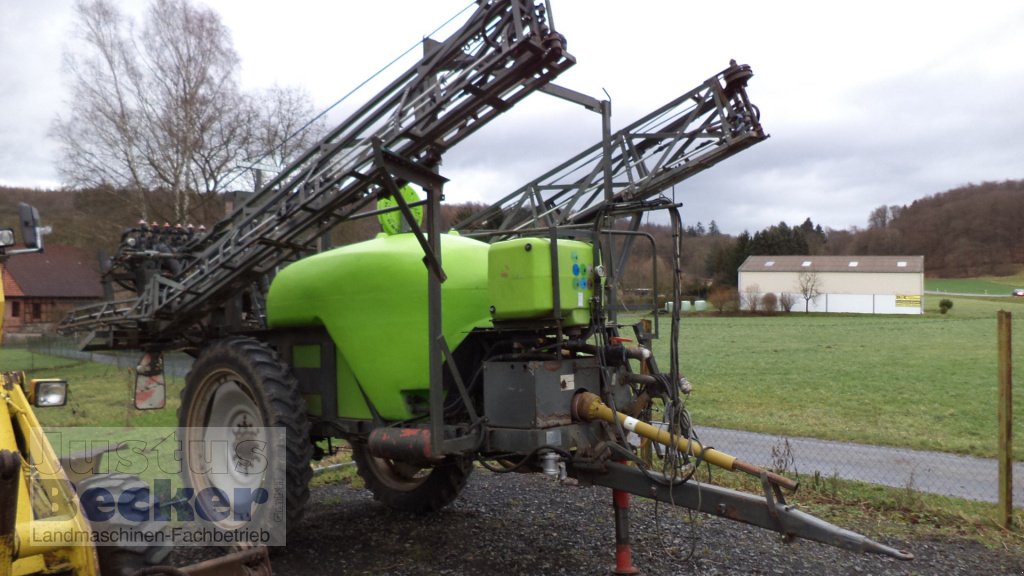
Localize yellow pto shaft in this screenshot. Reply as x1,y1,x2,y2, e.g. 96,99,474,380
571,391,798,491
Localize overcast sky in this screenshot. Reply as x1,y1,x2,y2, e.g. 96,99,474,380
2,1,1023,234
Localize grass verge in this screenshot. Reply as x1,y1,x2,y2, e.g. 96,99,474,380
310,440,362,489
702,463,1024,552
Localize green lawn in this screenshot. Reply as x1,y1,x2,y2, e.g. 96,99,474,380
1,349,183,483
926,273,1024,295
637,295,1024,459
2,349,181,428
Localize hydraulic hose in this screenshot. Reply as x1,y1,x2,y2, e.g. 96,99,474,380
572,391,799,491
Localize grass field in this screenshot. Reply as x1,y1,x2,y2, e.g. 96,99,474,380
636,295,1024,459
1,347,182,428
925,271,1024,295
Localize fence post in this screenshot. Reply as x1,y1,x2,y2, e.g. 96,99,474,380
997,310,1013,529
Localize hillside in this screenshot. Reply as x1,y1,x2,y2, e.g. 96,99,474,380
5,180,1024,283
825,180,1024,277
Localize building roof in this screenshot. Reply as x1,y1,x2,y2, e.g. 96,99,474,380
739,255,924,274
2,265,23,297
2,245,104,299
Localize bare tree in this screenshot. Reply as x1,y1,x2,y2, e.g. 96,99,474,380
778,292,796,313
707,285,737,313
868,205,890,230
868,204,904,230
54,0,240,221
245,85,328,189
742,284,760,312
53,0,320,222
52,0,150,216
797,271,823,313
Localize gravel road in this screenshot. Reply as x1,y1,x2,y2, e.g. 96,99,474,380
175,469,1024,575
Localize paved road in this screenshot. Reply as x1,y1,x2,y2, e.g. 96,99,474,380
696,425,1024,507
924,290,1017,298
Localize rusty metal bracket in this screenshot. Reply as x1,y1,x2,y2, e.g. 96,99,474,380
760,470,795,543
372,139,447,282
438,336,478,424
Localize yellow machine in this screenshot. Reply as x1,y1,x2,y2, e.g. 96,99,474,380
1,371,98,576
1,205,270,576
0,204,100,575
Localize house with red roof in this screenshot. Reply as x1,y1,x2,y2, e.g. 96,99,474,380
2,245,104,339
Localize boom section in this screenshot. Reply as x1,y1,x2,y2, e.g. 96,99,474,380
453,61,766,235
61,0,574,347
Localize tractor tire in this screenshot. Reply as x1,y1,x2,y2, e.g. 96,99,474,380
351,442,473,514
179,337,313,538
77,473,172,576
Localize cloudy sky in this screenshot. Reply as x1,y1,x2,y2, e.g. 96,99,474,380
2,1,1023,234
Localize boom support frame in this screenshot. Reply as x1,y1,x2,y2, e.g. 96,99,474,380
453,60,766,236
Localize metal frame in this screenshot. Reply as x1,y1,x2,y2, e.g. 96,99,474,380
61,0,575,348
575,461,913,560
453,61,766,236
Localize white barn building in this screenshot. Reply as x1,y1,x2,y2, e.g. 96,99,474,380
737,255,925,315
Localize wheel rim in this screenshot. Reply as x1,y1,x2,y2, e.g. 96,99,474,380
184,369,269,529
366,455,431,492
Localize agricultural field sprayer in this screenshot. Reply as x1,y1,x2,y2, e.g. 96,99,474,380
60,0,912,571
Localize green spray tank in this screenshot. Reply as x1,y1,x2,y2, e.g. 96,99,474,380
267,184,597,421
265,231,492,420
267,233,596,423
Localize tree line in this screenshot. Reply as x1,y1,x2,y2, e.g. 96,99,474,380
615,178,1024,302
6,178,1023,295
828,180,1024,277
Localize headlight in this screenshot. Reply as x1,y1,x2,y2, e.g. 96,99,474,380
31,379,68,407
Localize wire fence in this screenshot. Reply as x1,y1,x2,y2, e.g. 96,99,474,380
17,335,1022,508
694,425,1023,508
26,335,194,377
